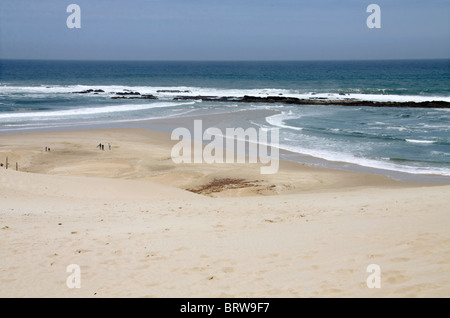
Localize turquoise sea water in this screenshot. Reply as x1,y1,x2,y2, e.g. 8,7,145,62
0,59,449,177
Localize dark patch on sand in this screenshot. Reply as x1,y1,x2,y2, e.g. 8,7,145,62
187,178,262,195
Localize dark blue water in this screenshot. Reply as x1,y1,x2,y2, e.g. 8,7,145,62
1,59,449,95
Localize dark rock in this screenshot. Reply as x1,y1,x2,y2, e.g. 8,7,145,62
171,95,450,108
173,95,219,101
72,89,105,94
116,91,141,96
140,94,158,99
157,90,191,93
111,94,157,100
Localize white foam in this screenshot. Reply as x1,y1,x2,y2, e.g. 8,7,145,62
0,107,200,132
387,126,408,132
265,112,303,131
431,151,450,157
405,139,436,144
1,85,450,103
277,142,450,176
248,120,272,129
0,101,193,120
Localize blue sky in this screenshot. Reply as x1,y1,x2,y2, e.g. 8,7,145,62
0,0,449,60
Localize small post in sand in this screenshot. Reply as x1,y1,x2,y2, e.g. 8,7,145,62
16,162,18,171
5,156,8,169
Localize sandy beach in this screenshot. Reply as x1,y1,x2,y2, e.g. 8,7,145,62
1,128,449,297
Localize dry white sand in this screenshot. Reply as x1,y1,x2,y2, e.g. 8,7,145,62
0,128,449,297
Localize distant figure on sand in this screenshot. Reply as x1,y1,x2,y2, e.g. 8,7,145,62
102,144,104,151
45,147,48,152
98,143,102,150
108,143,111,150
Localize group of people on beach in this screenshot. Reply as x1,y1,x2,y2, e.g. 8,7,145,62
97,143,111,151
43,144,111,152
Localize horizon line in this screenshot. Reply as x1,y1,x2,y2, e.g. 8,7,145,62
1,57,449,63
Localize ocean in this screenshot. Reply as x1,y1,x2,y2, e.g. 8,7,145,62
1,59,449,179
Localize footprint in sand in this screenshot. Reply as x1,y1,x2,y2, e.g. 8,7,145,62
264,217,283,223
384,271,411,284
222,267,235,274
75,249,91,254
390,257,411,263
335,268,356,275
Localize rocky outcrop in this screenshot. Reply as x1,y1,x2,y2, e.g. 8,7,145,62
173,95,450,108
71,88,450,108
72,89,105,94
111,94,157,100
115,91,141,96
157,90,191,93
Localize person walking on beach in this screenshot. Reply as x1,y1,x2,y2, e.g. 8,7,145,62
108,143,111,150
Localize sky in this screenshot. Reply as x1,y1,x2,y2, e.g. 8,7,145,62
0,0,449,61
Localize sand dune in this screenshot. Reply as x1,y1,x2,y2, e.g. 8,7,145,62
1,128,449,297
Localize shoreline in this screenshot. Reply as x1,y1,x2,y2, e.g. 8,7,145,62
0,127,418,195
135,109,450,184
2,108,448,184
